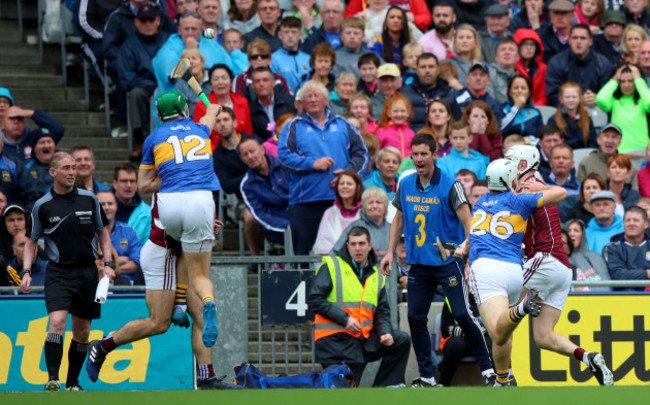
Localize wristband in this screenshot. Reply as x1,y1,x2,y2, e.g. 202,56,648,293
20,269,31,277
104,261,116,270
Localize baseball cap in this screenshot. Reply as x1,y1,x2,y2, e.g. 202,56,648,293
0,87,15,105
377,63,401,78
2,204,25,217
484,3,509,17
548,0,575,12
600,122,622,136
590,190,616,204
136,2,162,19
469,61,489,74
601,11,626,28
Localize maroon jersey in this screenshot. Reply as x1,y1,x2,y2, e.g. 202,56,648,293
521,177,571,268
148,193,181,250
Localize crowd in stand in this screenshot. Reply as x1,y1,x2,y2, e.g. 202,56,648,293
4,0,650,292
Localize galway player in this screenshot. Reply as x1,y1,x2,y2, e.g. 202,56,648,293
505,145,614,386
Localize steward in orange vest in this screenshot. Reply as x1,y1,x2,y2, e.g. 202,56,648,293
307,226,411,387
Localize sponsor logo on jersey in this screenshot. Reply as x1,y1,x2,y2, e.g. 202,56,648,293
120,238,128,249
49,216,61,223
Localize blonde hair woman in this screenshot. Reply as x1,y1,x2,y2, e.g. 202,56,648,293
449,24,483,87
621,24,648,64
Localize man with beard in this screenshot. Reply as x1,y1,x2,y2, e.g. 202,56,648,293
25,129,57,197
418,2,457,62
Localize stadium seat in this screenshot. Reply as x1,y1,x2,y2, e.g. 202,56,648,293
573,147,596,169
537,106,557,124
586,106,608,130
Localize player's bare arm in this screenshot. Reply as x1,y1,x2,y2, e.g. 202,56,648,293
138,168,161,194
20,238,38,294
198,103,222,131
522,180,568,206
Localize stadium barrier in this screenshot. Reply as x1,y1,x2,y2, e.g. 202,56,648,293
2,258,649,389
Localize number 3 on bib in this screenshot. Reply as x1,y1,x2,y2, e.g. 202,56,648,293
415,214,426,247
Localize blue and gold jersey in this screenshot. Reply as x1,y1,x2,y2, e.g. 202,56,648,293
468,191,543,266
398,169,466,267
140,118,221,193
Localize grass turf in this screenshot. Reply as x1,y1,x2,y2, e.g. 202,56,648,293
2,386,647,405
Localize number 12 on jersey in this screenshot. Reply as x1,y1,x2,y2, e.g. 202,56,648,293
166,135,210,164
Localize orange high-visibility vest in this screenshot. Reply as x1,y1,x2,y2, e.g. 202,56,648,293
313,255,385,341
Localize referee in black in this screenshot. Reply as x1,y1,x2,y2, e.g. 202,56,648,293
20,151,116,391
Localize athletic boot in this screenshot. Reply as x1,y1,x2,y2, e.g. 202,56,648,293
65,384,84,391
507,375,517,386
202,300,218,347
44,379,60,391
524,288,542,317
587,352,614,386
485,374,503,387
171,305,190,328
86,340,108,382
197,376,228,390
411,376,437,388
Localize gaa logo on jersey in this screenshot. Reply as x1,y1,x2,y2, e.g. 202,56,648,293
120,238,129,249
1,171,11,182
448,276,458,287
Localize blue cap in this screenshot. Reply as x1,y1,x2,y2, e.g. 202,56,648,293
0,87,15,105
600,122,622,136
469,61,489,74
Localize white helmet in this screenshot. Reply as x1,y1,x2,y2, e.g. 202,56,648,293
486,158,519,192
504,145,540,176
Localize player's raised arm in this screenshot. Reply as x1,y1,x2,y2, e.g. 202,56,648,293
522,179,567,206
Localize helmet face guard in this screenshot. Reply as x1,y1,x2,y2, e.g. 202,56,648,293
156,91,188,121
504,144,540,179
486,158,519,192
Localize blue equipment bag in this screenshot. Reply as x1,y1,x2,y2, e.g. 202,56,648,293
228,362,352,389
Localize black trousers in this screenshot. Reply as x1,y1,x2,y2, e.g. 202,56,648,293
324,330,411,387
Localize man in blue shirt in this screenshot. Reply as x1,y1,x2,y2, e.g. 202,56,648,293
271,17,310,93
97,190,143,284
380,133,493,387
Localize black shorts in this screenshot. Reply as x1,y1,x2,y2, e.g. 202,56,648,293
44,263,101,320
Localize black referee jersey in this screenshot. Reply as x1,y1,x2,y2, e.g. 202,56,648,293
27,187,108,267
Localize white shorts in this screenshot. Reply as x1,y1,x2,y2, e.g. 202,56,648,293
470,258,524,307
141,240,177,290
157,190,215,253
523,252,572,311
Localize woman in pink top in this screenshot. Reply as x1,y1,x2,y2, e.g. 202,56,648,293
375,92,416,158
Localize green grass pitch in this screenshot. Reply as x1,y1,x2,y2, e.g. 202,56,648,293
2,386,647,405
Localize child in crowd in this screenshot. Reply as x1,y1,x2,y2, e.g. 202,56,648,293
401,43,424,86
375,92,416,158
358,0,389,43
271,17,311,93
360,132,381,180
342,112,363,133
333,17,371,79
501,133,532,156
357,53,381,97
549,82,597,150
437,121,489,179
574,0,605,33
347,93,378,133
456,168,478,197
221,28,249,74
263,113,295,157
